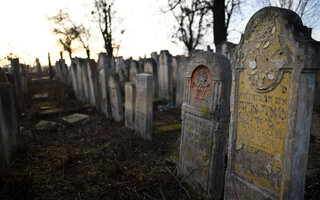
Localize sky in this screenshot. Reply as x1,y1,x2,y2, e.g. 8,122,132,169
0,0,319,67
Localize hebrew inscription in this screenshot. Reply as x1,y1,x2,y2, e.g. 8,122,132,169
234,71,291,194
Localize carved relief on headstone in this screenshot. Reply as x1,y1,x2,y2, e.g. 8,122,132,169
179,51,231,199
224,7,320,200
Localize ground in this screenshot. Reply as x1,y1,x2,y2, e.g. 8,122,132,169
0,79,319,200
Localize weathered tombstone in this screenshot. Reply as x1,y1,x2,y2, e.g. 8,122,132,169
35,58,42,79
70,59,79,98
97,53,112,118
87,60,101,109
158,50,173,103
172,56,179,92
48,52,54,79
216,41,236,60
0,70,19,172
175,55,188,107
179,51,231,199
11,58,24,110
125,82,136,130
20,64,28,95
224,7,320,200
75,58,86,102
81,59,92,103
129,60,140,82
108,72,123,122
144,58,158,98
135,74,153,141
151,52,159,68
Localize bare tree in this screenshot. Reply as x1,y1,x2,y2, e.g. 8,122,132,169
166,0,241,50
92,0,115,58
168,0,207,52
266,0,320,27
48,9,91,59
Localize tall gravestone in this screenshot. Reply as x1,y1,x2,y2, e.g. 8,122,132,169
175,55,188,107
35,58,42,79
0,69,19,172
158,50,173,103
87,60,101,109
75,58,86,102
97,53,112,118
144,58,158,98
179,51,231,199
129,60,140,82
70,59,79,98
135,74,153,141
81,59,92,103
224,7,320,200
11,58,24,110
125,82,136,130
108,73,123,122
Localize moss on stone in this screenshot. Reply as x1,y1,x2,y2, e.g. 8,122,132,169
156,123,182,132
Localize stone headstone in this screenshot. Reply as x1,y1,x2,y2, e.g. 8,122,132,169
75,58,86,102
0,82,19,172
175,55,188,107
158,50,173,103
125,82,136,130
97,53,112,118
108,73,123,122
143,58,158,98
87,60,101,109
224,7,320,200
135,74,153,141
151,52,159,67
62,113,89,125
179,51,231,199
129,60,140,82
172,56,179,92
216,41,236,60
70,59,79,98
81,59,92,103
11,58,24,110
35,58,42,79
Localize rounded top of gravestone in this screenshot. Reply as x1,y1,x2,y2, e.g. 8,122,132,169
186,51,231,81
234,6,320,93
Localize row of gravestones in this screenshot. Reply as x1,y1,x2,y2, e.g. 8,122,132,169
179,7,320,200
0,58,29,172
68,54,154,139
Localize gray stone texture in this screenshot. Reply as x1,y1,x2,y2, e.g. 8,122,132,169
135,74,153,141
97,53,112,118
125,82,136,130
216,41,236,60
87,60,101,109
129,60,140,83
175,55,189,107
11,58,24,110
108,72,123,122
75,58,86,102
158,50,173,103
0,82,19,172
81,59,92,103
143,58,158,98
224,7,320,200
179,51,231,199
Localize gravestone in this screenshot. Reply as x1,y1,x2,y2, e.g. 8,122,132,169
129,60,140,82
11,58,24,110
172,56,179,92
75,58,86,102
125,82,136,130
179,51,231,199
70,59,79,98
0,72,19,172
158,50,173,103
143,58,158,98
108,73,123,122
35,58,42,79
135,74,153,141
224,7,320,200
87,60,101,109
81,59,92,103
216,41,236,60
151,52,159,68
97,53,112,118
175,55,188,107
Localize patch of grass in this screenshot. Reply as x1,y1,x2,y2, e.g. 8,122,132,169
156,123,182,132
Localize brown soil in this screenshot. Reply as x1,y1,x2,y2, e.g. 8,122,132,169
0,79,319,200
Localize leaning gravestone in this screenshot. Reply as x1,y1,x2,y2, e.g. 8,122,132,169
175,55,188,107
87,60,101,109
224,7,320,200
158,50,173,103
70,59,79,98
81,59,92,103
179,51,231,199
0,69,19,172
144,58,158,98
75,58,86,102
108,73,123,122
135,74,153,141
97,53,112,118
11,58,24,110
125,82,136,130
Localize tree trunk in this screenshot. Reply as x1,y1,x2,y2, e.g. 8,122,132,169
213,0,227,48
